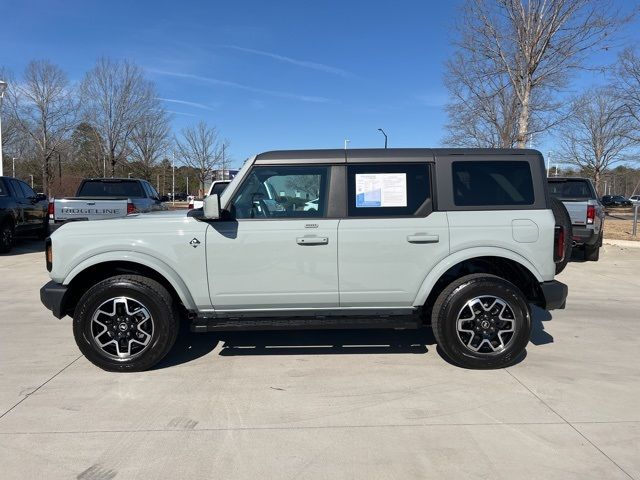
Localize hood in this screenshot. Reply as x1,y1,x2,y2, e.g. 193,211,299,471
51,208,196,238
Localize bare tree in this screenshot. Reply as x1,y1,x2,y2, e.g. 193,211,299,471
5,60,77,195
70,122,105,178
175,121,226,196
81,58,156,176
129,107,171,180
560,87,636,194
615,47,640,140
444,51,523,147
446,0,627,148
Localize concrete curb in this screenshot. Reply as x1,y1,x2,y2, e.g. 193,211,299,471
603,238,640,248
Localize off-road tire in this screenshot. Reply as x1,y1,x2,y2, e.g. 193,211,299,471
73,275,179,372
37,218,50,240
431,274,531,369
0,221,14,253
550,197,572,274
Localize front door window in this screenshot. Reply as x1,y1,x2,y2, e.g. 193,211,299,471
229,166,329,219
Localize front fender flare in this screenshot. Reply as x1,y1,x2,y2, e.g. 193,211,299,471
412,247,544,307
63,250,197,310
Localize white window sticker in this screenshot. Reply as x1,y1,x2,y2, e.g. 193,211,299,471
355,173,407,208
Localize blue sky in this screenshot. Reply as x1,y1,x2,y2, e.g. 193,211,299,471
1,0,638,167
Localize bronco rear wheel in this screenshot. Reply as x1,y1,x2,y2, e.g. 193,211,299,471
73,275,179,372
431,274,531,369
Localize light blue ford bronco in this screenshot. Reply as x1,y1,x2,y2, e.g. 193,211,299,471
41,148,568,371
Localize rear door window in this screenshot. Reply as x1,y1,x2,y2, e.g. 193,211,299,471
18,181,36,198
452,161,534,206
347,163,430,217
9,179,26,198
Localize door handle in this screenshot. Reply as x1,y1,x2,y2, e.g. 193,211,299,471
407,234,439,244
296,236,329,245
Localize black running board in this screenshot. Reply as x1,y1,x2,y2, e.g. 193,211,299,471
191,315,420,332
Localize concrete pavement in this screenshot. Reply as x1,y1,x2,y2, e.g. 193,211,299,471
1,240,639,479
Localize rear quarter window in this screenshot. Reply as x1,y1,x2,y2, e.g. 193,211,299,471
452,161,534,207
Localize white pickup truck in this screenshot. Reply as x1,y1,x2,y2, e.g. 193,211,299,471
188,180,231,209
547,177,605,261
50,178,167,227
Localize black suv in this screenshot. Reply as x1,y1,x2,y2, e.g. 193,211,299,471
0,176,49,253
601,195,632,207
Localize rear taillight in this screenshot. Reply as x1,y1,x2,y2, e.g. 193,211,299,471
127,202,136,215
554,225,565,263
188,201,194,210
586,205,595,224
48,201,54,219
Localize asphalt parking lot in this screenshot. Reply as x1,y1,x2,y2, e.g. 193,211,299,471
1,241,639,479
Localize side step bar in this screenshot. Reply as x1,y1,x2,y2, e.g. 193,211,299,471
191,315,421,332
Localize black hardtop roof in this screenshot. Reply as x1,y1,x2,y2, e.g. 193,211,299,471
547,177,591,181
81,178,144,182
255,148,542,164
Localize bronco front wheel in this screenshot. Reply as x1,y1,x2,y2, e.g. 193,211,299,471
73,275,179,372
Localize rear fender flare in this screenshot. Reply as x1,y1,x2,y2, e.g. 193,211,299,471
413,247,543,307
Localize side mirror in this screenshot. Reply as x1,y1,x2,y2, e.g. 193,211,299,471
36,193,48,202
203,193,220,220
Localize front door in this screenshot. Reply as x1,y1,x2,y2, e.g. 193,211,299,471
206,165,339,311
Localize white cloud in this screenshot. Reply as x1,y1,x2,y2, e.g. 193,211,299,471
148,68,332,103
225,45,354,78
157,97,216,111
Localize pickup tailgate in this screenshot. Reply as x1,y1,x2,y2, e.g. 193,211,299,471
53,197,129,221
562,201,588,226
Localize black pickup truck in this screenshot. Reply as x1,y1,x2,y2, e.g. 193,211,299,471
0,176,49,253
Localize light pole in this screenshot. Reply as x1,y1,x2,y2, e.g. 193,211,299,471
12,157,16,177
377,128,388,148
29,174,33,188
0,80,8,177
344,139,350,150
186,176,189,196
221,144,226,180
171,154,175,206
546,151,552,177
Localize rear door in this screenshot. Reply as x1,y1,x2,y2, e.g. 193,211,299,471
338,162,450,308
8,179,32,231
16,180,44,228
206,164,339,311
